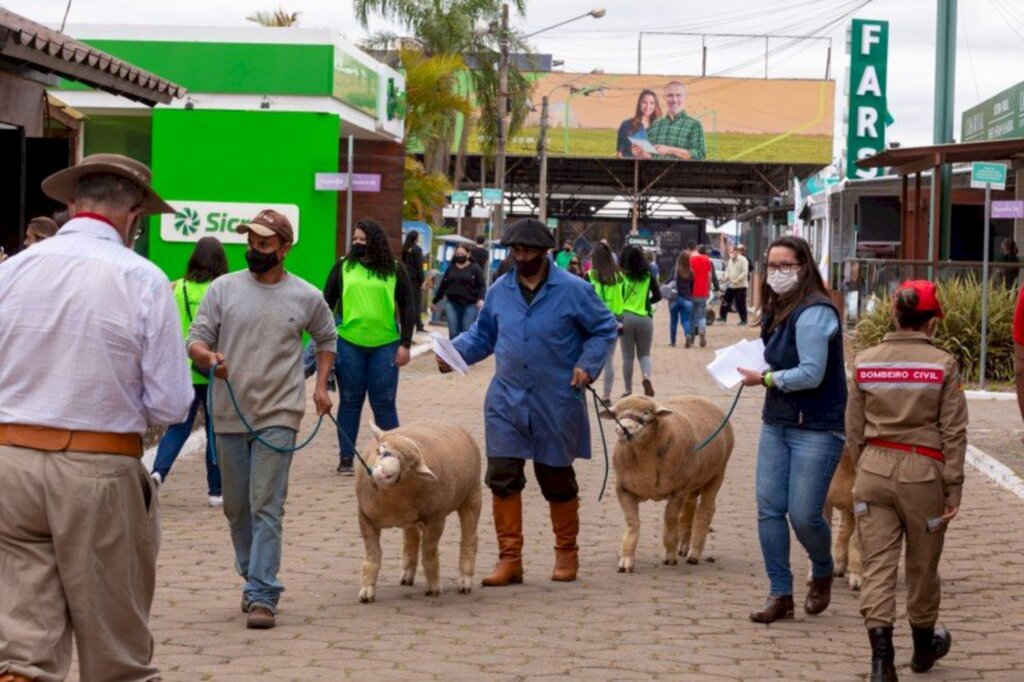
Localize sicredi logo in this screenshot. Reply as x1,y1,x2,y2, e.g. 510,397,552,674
160,201,300,245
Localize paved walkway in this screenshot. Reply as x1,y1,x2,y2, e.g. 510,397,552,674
84,320,1024,680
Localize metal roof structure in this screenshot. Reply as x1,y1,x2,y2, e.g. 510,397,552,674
0,9,185,106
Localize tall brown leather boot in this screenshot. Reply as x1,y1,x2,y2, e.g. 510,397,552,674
550,497,580,582
481,493,523,586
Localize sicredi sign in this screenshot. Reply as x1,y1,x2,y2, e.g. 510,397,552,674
160,201,301,245
846,20,889,179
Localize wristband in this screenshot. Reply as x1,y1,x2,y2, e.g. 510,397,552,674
761,372,773,388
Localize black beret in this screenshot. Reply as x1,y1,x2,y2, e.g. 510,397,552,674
501,218,556,249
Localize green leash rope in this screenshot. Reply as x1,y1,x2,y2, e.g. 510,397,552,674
206,364,373,475
692,384,745,452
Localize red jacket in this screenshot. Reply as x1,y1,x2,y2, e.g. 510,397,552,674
690,253,712,298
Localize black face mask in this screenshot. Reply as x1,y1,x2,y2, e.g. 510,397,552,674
246,248,279,274
454,255,469,264
517,255,545,277
349,243,368,260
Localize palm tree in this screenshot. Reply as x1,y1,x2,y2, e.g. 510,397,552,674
246,8,301,27
354,0,535,186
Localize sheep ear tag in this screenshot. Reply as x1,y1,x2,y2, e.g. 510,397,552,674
655,407,674,417
414,461,438,481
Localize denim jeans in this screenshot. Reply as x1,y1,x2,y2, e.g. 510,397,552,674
216,427,296,612
152,384,221,495
690,297,708,335
445,300,479,339
669,297,693,344
755,424,844,596
335,337,400,463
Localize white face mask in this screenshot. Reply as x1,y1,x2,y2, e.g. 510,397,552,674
767,269,799,295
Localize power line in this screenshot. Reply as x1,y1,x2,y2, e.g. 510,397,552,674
961,0,982,105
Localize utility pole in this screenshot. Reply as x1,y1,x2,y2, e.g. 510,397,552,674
932,0,957,260
494,2,510,240
538,95,550,222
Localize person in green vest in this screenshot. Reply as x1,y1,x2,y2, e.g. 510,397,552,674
323,218,416,475
151,236,228,506
555,240,576,269
618,244,662,397
587,242,625,402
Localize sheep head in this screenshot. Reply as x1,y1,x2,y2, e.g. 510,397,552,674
368,424,438,488
599,395,673,444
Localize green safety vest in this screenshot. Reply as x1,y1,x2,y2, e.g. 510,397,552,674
622,272,652,317
337,262,400,348
588,271,624,316
173,278,212,385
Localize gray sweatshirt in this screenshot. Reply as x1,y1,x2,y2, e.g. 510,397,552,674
187,271,337,433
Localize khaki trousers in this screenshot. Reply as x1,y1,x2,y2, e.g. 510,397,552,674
852,446,946,630
0,446,160,682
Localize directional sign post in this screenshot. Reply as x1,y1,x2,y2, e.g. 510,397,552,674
481,188,503,206
972,162,1008,389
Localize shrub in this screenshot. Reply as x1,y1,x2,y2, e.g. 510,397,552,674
853,276,1017,383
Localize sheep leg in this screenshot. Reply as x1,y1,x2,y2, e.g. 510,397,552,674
661,495,685,565
686,473,725,564
847,511,863,591
401,526,421,586
833,504,852,578
616,487,641,573
677,492,698,557
358,512,382,604
420,516,447,597
456,487,482,594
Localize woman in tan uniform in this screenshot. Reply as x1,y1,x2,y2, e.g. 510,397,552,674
846,280,968,681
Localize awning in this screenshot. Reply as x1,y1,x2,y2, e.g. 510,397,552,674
0,8,185,106
857,138,1024,176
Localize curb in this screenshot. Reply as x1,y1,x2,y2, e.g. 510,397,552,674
966,444,1024,500
965,390,1016,401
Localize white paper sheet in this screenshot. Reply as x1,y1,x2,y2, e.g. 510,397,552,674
628,136,658,155
431,333,469,375
706,338,769,390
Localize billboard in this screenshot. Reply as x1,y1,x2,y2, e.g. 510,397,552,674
473,73,834,164
962,80,1024,143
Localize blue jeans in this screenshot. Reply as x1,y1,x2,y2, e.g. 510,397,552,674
217,427,296,612
445,299,479,339
152,384,221,496
669,298,693,344
755,424,844,596
690,297,708,335
335,337,400,463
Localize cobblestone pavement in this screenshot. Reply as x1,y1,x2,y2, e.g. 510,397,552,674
963,398,1024,479
77,320,1024,680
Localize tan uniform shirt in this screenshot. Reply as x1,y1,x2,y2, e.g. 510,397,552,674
724,254,749,289
846,331,969,507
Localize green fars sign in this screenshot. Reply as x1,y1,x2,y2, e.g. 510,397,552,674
160,201,301,245
846,19,889,179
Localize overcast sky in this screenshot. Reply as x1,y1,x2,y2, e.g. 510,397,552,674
7,0,1024,154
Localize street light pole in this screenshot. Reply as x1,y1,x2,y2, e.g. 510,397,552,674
494,2,510,244
538,94,550,222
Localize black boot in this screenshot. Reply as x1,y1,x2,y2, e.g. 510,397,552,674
910,626,951,673
868,627,898,682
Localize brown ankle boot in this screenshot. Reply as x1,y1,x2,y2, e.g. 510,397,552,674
481,493,523,587
550,498,580,582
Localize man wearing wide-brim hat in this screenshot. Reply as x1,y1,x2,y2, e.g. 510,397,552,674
437,218,618,585
0,154,194,681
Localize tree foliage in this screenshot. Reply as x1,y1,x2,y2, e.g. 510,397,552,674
246,8,301,27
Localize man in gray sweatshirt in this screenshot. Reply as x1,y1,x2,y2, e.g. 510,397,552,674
188,209,337,630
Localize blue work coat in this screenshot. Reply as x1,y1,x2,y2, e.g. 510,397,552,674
453,258,618,466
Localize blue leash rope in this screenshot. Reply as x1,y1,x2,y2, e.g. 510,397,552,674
692,385,744,452
206,364,373,475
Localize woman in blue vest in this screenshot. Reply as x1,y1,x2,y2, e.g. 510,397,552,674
737,235,847,624
323,219,415,475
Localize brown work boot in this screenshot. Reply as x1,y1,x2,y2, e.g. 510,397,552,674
749,594,795,623
246,605,276,629
550,498,580,582
805,574,833,615
481,493,524,586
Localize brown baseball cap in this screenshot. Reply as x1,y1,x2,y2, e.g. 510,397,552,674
41,153,175,215
236,209,294,243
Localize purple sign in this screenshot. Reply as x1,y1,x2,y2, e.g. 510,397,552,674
992,200,1024,219
315,173,382,192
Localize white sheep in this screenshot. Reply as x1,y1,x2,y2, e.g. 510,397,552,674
602,395,734,573
355,422,482,603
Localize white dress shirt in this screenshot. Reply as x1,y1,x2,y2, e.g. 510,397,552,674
0,216,192,434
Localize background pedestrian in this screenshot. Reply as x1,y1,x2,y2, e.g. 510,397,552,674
619,244,662,397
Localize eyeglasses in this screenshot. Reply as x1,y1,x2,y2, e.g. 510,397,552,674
766,262,801,274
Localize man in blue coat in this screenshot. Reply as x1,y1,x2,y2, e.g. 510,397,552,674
438,219,618,585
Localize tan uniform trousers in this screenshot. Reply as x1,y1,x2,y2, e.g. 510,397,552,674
0,446,161,682
853,446,946,630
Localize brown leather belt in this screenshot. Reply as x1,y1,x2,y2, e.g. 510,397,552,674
0,424,143,457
